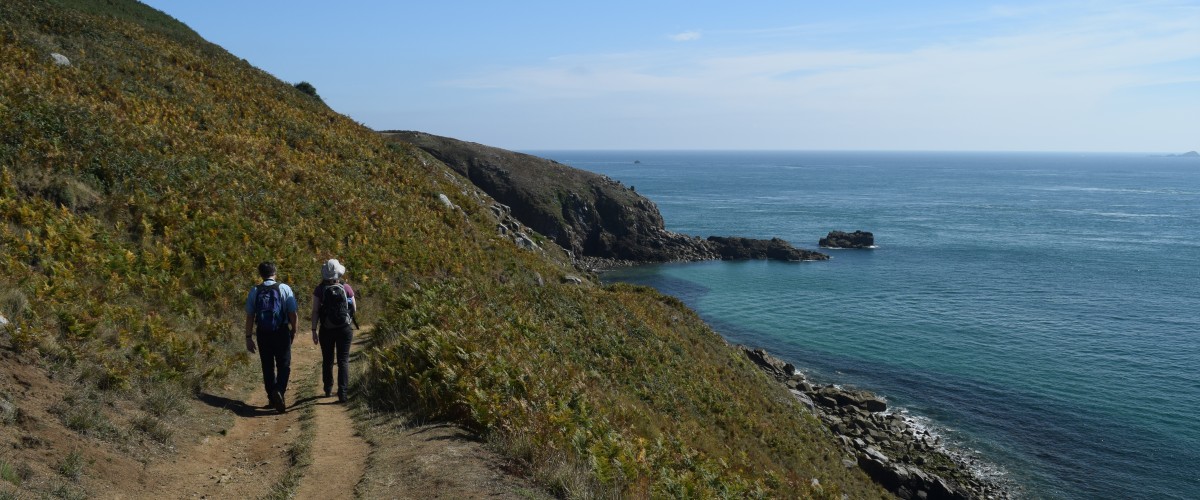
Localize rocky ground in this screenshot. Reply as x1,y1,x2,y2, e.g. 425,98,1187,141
742,347,1015,500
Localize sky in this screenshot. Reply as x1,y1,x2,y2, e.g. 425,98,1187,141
140,1,1200,152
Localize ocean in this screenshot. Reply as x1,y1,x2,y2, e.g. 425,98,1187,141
528,151,1200,499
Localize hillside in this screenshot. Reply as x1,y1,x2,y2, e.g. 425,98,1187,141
0,1,884,498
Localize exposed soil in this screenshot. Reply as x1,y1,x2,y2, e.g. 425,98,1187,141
140,339,329,499
0,328,543,499
354,414,548,499
296,338,369,499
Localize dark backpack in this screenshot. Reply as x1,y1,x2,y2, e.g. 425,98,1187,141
253,282,284,334
319,283,352,329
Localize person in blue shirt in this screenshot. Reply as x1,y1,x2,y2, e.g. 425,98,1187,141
244,261,298,414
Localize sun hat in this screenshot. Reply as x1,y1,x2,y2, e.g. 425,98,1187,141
321,259,345,281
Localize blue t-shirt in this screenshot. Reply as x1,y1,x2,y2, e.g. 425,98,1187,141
245,279,298,327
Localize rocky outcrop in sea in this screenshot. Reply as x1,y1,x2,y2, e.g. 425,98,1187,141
708,236,829,261
741,347,1014,500
820,230,875,249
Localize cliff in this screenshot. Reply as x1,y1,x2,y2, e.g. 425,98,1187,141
381,131,827,264
380,131,716,262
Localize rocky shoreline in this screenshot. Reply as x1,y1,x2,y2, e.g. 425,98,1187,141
741,347,1015,500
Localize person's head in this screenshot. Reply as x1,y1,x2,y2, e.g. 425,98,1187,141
258,261,277,280
321,259,345,282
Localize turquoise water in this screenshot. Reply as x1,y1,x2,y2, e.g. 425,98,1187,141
529,151,1200,499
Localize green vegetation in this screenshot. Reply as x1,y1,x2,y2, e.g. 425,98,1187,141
0,457,32,487
56,449,85,481
0,0,886,497
293,81,323,103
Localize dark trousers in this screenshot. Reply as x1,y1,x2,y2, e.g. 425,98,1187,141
257,330,293,398
319,325,353,397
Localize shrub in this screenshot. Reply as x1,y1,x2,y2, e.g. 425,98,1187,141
293,81,322,102
57,450,85,481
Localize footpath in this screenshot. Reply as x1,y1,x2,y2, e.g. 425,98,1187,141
133,326,542,499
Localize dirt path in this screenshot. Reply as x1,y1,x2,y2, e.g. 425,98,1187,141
296,336,370,499
140,335,368,499
133,326,541,499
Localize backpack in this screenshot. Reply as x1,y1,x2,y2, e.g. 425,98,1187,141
253,282,284,334
319,283,352,329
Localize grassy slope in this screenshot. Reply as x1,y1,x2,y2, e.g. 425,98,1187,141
0,1,885,497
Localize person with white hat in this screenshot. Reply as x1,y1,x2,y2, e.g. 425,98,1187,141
310,259,357,402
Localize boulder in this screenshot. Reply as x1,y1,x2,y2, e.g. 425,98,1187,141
831,389,887,412
819,230,874,249
515,233,538,250
51,52,70,66
741,347,796,381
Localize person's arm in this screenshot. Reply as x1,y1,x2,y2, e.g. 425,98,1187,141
244,313,256,353
288,311,298,344
245,287,257,353
310,292,321,344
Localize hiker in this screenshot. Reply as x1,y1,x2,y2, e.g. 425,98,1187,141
311,259,356,403
245,261,298,414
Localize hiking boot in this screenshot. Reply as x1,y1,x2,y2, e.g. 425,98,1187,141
337,392,347,404
324,388,332,398
273,391,286,414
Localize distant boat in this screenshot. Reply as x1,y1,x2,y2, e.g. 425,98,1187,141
633,160,641,164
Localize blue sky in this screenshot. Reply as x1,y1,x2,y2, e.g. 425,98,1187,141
142,1,1200,152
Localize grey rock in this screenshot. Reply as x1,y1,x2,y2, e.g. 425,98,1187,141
561,275,583,285
741,347,796,381
789,389,815,411
437,193,454,209
51,52,70,66
515,233,538,250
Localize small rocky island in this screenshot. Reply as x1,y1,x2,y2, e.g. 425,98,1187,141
819,230,875,249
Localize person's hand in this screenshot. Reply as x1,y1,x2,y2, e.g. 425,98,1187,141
245,336,256,354
312,331,319,345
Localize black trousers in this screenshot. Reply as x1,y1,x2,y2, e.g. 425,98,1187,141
257,330,293,398
319,325,353,397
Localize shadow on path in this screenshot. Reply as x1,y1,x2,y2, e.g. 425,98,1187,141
197,392,276,418
198,392,330,416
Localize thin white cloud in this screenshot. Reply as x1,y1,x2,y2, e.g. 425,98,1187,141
448,1,1200,150
668,30,701,42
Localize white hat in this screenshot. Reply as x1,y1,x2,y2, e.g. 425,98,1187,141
321,259,346,280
